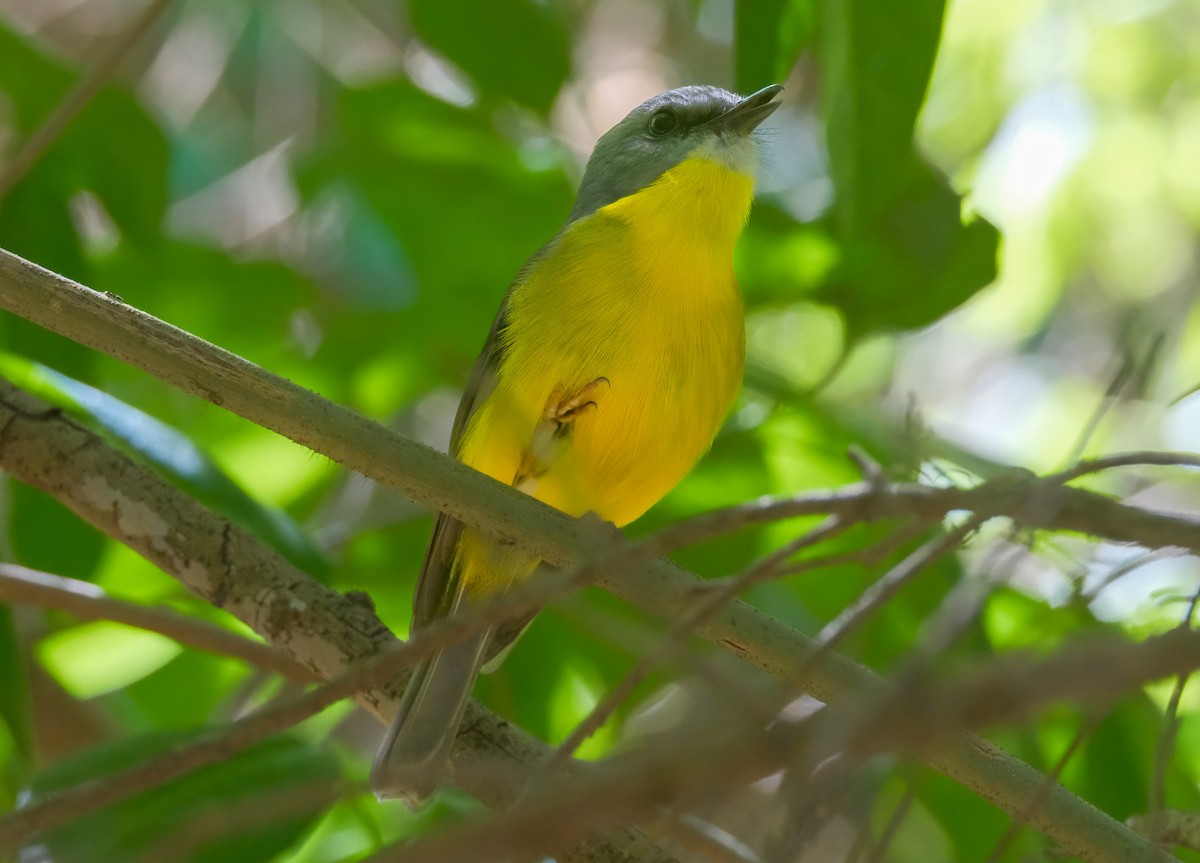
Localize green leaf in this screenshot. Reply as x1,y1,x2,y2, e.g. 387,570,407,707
739,204,840,308
816,0,999,338
72,91,170,246
109,651,248,731
1070,699,1162,819
871,775,957,862
735,0,815,92
917,769,1014,860
824,182,999,335
38,621,182,700
0,25,74,130
89,240,324,370
27,733,340,863
983,587,1102,654
0,173,96,380
0,605,33,779
0,23,168,246
0,170,88,282
0,356,331,581
408,0,571,112
9,483,106,579
299,79,573,392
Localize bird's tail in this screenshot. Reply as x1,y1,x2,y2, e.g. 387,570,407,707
370,621,493,805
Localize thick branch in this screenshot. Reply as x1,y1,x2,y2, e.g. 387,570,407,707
1,248,1197,574
0,570,596,851
0,248,1194,859
372,628,1200,863
0,563,313,681
0,389,1171,860
0,383,668,863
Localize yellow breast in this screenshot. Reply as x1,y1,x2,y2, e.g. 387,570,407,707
459,156,753,531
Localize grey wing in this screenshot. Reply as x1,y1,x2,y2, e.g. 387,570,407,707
412,232,566,637
411,304,508,631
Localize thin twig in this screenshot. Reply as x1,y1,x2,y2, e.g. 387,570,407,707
843,628,1200,760
985,711,1106,863
356,626,1200,863
0,260,1195,862
1081,549,1171,604
0,561,592,851
1046,451,1200,485
790,518,984,694
548,516,848,766
0,563,312,681
1127,811,1200,852
762,522,981,862
133,781,345,863
658,814,761,863
0,375,1176,863
3,246,1200,568
861,784,916,863
773,516,936,577
904,525,1029,669
1060,347,1140,468
0,0,174,200
1149,587,1200,827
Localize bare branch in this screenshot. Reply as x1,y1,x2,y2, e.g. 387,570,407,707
659,816,761,863
1047,451,1200,484
379,626,1200,863
132,782,344,863
811,517,981,657
2,247,1199,575
0,383,670,863
843,628,1200,758
0,378,1169,863
0,568,584,853
1,253,1197,860
1149,588,1200,826
550,516,849,766
1128,811,1200,853
0,563,313,681
986,712,1104,863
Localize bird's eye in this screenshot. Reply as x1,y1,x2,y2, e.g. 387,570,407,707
648,109,678,137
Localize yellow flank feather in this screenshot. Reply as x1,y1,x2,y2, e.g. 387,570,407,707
455,157,753,599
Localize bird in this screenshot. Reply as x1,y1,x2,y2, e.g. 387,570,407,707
371,83,783,804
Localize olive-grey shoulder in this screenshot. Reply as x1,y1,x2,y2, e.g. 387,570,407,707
568,86,744,222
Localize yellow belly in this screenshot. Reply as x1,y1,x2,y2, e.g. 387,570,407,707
455,157,752,598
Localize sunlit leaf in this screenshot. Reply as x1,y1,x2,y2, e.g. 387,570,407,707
816,0,999,338
38,622,181,699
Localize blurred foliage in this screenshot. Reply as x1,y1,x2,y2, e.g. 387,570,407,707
32,733,340,863
0,0,1196,860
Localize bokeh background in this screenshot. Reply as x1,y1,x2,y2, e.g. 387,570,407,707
1,0,1198,860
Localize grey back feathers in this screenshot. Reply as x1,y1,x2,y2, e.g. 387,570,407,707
568,86,745,223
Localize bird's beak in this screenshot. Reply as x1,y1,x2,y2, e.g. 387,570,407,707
708,84,784,136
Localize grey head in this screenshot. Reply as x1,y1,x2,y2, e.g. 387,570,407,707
568,84,783,223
